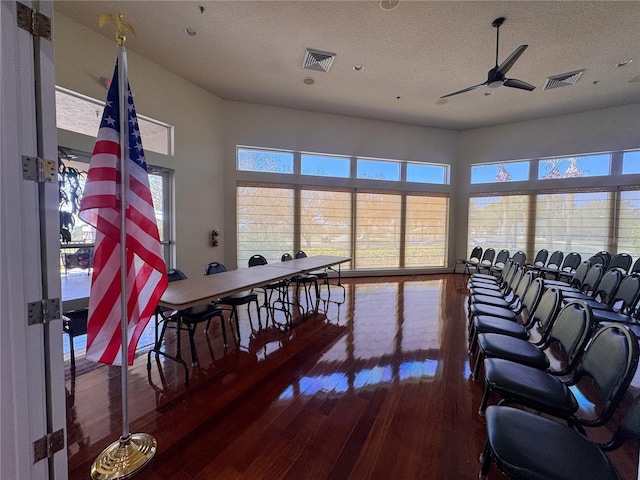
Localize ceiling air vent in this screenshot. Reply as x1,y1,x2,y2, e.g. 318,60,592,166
302,48,336,73
543,69,584,90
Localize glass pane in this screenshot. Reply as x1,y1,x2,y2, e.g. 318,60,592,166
623,151,640,174
357,159,400,181
55,87,171,155
406,163,448,184
300,190,352,268
538,154,610,179
467,195,529,252
236,186,294,266
470,161,529,184
355,192,401,268
618,190,640,257
534,191,611,258
237,148,293,173
405,196,448,267
301,154,350,178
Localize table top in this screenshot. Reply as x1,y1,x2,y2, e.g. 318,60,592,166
159,255,350,310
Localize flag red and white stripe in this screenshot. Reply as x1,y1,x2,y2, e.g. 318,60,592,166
79,60,167,365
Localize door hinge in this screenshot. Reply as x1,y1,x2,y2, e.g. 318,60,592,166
16,2,52,40
22,155,57,183
27,298,61,326
33,429,64,463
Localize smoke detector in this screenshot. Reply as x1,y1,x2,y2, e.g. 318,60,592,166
543,69,584,90
302,48,336,73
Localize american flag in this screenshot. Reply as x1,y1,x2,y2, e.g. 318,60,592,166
79,61,167,365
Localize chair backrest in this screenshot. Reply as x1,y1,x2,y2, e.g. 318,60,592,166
281,253,293,262
492,249,510,268
532,248,549,267
609,274,640,314
168,268,188,282
468,246,483,264
568,261,591,289
545,250,564,271
544,300,594,375
609,253,633,274
575,323,639,427
204,261,227,275
595,251,612,269
579,263,604,295
588,254,607,268
479,248,495,267
592,269,623,305
530,287,563,337
511,250,526,266
295,250,308,259
248,254,268,267
560,252,582,273
632,257,640,275
520,277,544,318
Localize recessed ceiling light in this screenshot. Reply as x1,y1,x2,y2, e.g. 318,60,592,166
185,27,197,37
303,77,315,85
353,65,364,72
616,59,633,67
379,0,400,11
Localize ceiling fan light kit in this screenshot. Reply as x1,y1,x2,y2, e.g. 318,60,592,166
440,16,535,98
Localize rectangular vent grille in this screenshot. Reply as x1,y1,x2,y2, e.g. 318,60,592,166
302,48,336,72
543,69,584,90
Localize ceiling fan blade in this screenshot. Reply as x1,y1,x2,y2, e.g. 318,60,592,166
496,45,528,75
503,78,535,91
439,82,486,99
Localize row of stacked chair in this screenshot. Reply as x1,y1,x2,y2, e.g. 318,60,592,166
457,246,640,279
464,258,640,479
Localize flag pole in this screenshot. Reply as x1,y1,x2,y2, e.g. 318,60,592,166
90,14,157,480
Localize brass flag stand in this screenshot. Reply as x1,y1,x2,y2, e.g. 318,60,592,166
90,14,157,480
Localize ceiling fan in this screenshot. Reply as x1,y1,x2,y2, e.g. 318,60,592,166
440,17,535,98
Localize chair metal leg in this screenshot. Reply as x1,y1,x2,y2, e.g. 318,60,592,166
479,441,492,479
472,351,483,381
478,385,492,416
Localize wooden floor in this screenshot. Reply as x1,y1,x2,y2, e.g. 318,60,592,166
66,274,640,479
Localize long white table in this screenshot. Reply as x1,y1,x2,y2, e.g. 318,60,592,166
158,255,349,310
149,256,350,383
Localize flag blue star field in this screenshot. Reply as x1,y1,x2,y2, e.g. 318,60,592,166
79,60,167,365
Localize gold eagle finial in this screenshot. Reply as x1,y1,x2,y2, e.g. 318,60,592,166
99,13,136,46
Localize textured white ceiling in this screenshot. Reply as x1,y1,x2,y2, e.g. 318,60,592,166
54,1,640,130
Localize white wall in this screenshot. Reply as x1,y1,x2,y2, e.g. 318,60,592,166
221,100,460,268
54,12,225,278
454,104,640,260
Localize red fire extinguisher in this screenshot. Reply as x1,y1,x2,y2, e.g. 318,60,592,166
211,229,219,247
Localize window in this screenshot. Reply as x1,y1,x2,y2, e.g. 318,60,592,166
470,161,529,184
623,151,640,174
301,154,350,178
357,158,400,181
534,191,612,259
406,163,448,184
617,190,640,257
405,196,448,267
237,148,293,174
468,195,530,253
236,186,294,266
537,154,610,179
355,192,402,268
55,87,173,155
300,190,352,267
60,153,172,308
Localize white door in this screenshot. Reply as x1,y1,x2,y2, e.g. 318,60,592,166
0,1,67,479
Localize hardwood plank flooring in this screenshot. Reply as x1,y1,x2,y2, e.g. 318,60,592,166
66,274,640,479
